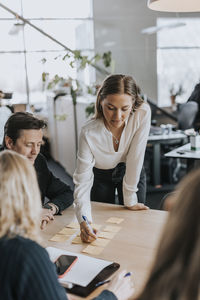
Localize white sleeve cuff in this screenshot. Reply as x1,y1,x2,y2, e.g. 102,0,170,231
123,191,138,207
75,203,93,224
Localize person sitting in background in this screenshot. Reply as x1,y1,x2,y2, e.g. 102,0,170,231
136,168,200,300
160,82,200,209
187,82,200,105
1,112,74,227
187,82,200,130
0,150,134,300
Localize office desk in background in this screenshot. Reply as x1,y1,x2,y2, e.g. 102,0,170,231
148,132,187,186
41,202,168,299
165,143,200,171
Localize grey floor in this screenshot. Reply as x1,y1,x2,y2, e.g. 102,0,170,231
47,158,171,210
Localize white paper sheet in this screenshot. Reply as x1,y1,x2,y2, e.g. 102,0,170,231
46,246,112,287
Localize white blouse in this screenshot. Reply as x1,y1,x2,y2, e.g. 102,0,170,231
73,102,151,223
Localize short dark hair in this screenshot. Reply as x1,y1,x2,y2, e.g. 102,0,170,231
3,112,47,147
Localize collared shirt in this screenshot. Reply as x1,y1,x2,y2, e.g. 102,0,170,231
73,102,151,223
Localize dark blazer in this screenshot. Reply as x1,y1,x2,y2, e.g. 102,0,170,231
34,153,74,212
187,83,200,129
0,147,74,212
187,83,200,105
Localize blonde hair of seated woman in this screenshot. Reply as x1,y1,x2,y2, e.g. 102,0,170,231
0,150,41,241
0,150,134,300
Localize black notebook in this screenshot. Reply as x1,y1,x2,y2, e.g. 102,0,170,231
46,247,120,297
65,262,120,297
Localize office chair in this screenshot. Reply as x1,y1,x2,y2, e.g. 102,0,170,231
177,101,198,130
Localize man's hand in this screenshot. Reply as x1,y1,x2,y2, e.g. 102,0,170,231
47,203,59,215
40,208,54,230
126,203,149,211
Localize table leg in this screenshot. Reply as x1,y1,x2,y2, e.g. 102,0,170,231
187,159,195,172
153,143,161,186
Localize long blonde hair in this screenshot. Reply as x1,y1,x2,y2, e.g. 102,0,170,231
0,150,42,241
138,169,200,300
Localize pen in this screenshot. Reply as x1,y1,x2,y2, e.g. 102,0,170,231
177,151,185,154
95,279,110,287
124,272,132,277
95,272,132,287
82,215,95,234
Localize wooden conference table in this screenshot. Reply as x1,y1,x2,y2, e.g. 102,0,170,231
41,202,168,299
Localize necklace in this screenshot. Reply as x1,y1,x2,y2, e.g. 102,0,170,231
112,134,120,144
104,121,123,145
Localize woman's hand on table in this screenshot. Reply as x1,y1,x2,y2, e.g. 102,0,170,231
126,203,149,211
80,221,97,242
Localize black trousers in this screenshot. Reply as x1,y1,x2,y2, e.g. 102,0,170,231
91,163,146,205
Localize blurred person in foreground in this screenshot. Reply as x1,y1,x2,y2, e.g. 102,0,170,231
0,150,134,300
136,168,200,300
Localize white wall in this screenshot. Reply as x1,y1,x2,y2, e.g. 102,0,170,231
47,95,95,176
93,0,200,104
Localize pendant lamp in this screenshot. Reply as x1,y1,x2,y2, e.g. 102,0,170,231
147,0,200,12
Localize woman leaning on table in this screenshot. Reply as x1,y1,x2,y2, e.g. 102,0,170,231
0,150,134,300
73,74,151,242
136,168,200,300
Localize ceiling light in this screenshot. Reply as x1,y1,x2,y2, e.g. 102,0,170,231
147,0,200,12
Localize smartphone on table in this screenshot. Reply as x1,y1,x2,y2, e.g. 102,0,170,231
54,255,78,278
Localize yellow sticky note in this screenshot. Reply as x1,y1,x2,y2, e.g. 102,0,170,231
49,234,70,242
106,217,124,224
58,228,78,235
98,231,116,239
91,238,110,247
66,222,80,229
103,225,121,233
71,236,83,244
82,245,103,255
